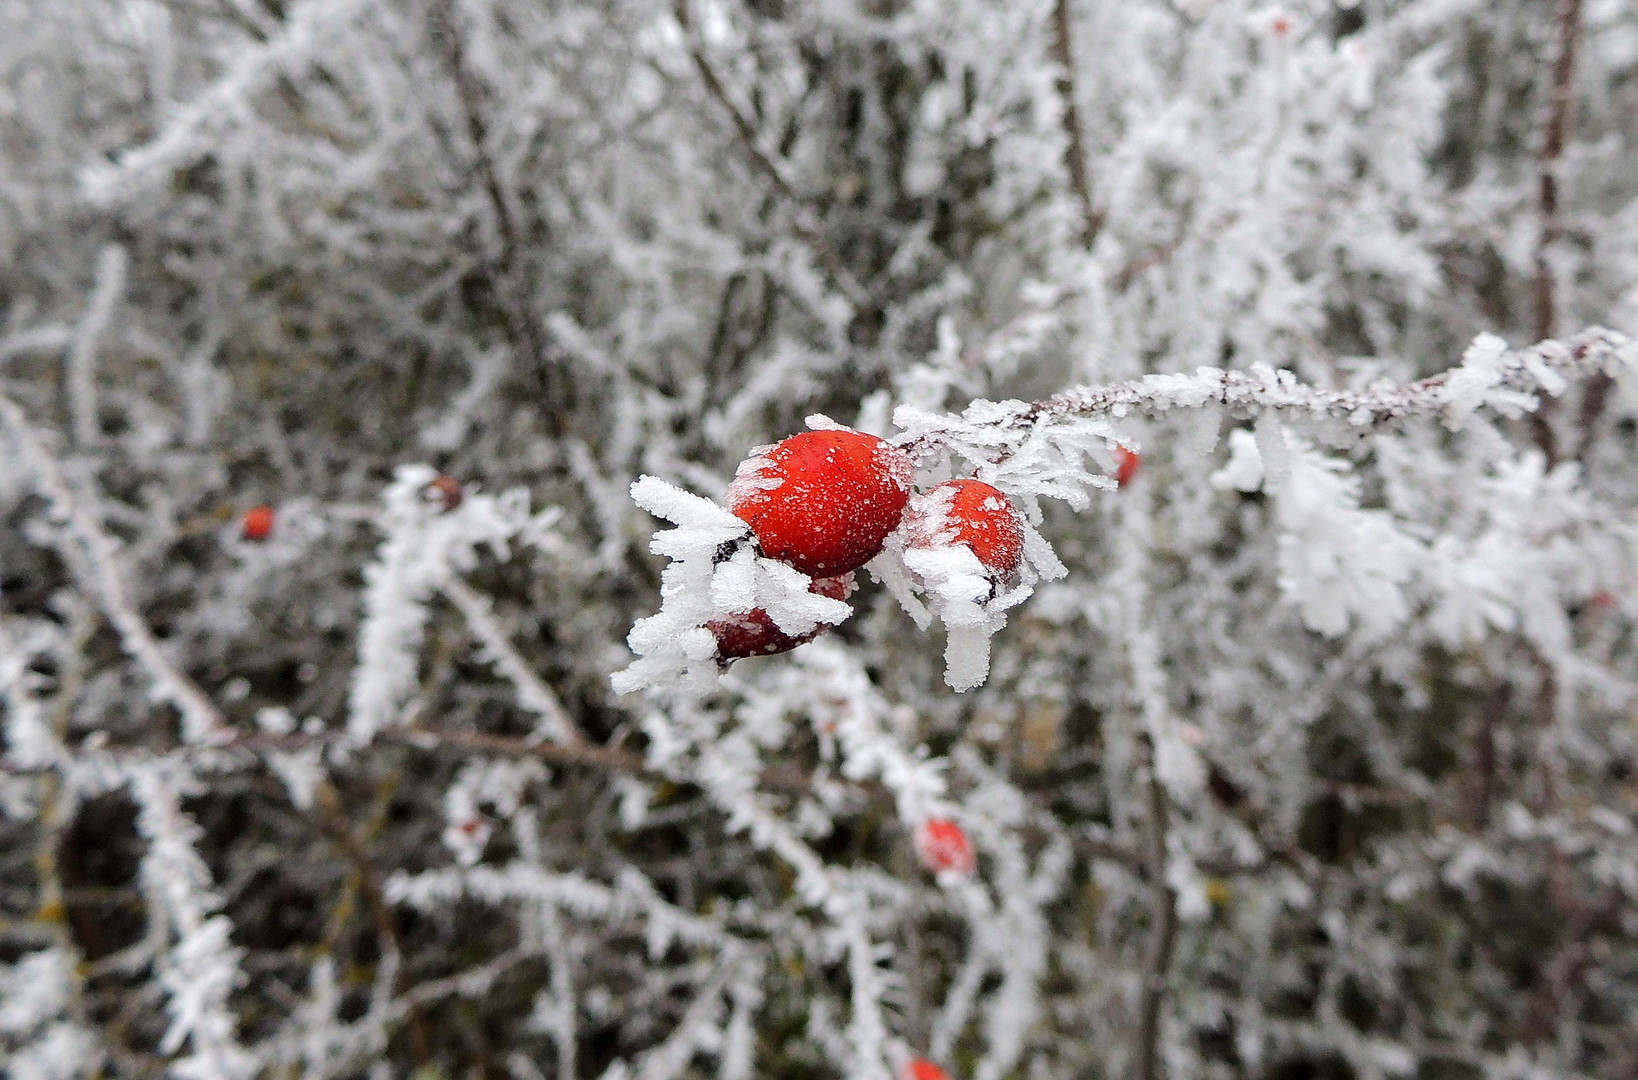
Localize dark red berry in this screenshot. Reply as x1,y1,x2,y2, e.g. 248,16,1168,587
428,474,463,511
728,430,913,577
707,574,855,662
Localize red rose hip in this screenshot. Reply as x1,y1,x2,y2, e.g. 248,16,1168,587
707,574,855,662
902,1060,950,1080
241,504,275,542
727,429,913,577
1114,446,1141,488
915,817,976,876
906,479,1025,579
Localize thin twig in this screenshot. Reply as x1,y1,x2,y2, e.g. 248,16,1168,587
66,245,127,447
1530,0,1584,464
428,0,571,432
0,393,227,743
1133,739,1177,1080
439,575,587,746
671,0,871,311
1050,0,1104,247
899,327,1633,460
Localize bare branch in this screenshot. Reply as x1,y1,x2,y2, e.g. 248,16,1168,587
439,575,588,746
671,0,871,311
1050,0,1104,247
0,393,227,743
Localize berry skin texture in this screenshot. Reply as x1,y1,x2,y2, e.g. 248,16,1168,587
915,817,976,876
902,1059,950,1080
707,574,855,663
1114,445,1141,488
907,479,1025,579
727,430,913,577
241,504,275,542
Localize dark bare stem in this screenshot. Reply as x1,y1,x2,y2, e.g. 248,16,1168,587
1133,741,1176,1080
313,779,433,1066
429,0,570,433
1051,0,1104,248
671,0,871,310
1530,0,1584,464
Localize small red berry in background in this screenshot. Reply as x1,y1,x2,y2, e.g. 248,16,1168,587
906,479,1025,580
708,574,855,662
241,504,275,542
428,474,463,511
1114,445,1141,488
728,429,913,577
915,817,976,876
902,1059,950,1080
1588,590,1617,610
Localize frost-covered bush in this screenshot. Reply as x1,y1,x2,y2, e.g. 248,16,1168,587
3,0,1638,1077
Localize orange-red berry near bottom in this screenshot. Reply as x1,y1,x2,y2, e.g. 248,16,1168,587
915,817,976,876
708,573,855,662
728,429,913,577
1114,445,1141,487
241,504,275,542
907,479,1025,579
902,1059,950,1080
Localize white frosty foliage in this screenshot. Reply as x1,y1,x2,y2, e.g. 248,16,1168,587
348,464,556,743
1,1,1637,1078
614,476,852,693
1270,429,1420,640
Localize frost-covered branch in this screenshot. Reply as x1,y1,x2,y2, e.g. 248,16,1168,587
0,393,227,743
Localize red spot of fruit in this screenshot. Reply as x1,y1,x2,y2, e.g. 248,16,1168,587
902,1059,950,1080
728,430,913,577
241,505,275,542
457,818,484,837
1270,12,1292,37
428,474,463,511
915,818,976,876
1114,446,1141,488
906,479,1025,579
707,574,855,662
1589,591,1616,610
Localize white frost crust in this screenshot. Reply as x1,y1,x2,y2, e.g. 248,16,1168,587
614,477,854,693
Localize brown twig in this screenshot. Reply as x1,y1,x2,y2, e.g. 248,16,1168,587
1132,738,1177,1080
1050,0,1104,248
1529,0,1584,465
671,0,871,311
428,0,571,433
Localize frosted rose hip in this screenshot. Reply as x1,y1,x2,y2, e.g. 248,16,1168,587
906,479,1025,579
727,430,913,576
915,817,976,875
1114,445,1141,487
708,574,854,662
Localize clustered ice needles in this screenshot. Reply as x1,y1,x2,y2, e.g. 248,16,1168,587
613,476,852,693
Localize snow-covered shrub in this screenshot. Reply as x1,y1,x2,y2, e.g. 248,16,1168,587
2,1,1637,1077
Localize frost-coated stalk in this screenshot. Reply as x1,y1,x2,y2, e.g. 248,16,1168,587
0,393,227,743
